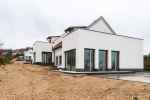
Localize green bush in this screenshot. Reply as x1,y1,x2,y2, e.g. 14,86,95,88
0,56,12,66
0,57,5,66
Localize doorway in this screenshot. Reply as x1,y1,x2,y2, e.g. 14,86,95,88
111,51,119,71
42,52,52,64
84,48,95,72
99,50,108,71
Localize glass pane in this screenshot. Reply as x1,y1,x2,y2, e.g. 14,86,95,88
84,49,95,71
65,49,76,71
90,49,95,71
111,51,119,70
84,49,90,71
99,50,107,70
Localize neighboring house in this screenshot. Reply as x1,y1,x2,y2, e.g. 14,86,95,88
32,41,53,64
12,48,26,61
24,47,33,63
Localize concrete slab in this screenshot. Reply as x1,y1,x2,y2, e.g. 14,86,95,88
108,72,150,83
59,70,135,75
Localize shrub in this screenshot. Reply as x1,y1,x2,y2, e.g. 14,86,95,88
0,56,12,66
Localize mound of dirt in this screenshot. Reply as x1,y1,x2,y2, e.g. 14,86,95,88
0,64,150,100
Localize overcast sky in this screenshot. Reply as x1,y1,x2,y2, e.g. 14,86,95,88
0,0,149,54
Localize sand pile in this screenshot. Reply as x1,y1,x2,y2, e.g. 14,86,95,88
0,64,150,100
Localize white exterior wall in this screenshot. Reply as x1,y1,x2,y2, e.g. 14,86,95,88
24,49,34,62
33,41,52,63
61,31,79,69
77,29,143,70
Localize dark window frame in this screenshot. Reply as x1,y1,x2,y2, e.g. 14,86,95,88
84,48,95,71
59,56,62,65
111,50,120,71
56,56,59,65
65,49,76,71
42,52,52,64
99,49,108,70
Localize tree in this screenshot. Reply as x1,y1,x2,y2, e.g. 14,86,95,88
144,55,148,60
148,53,150,60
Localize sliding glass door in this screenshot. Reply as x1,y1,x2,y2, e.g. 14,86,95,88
99,50,108,71
65,49,76,71
42,52,52,64
84,48,95,72
111,51,119,71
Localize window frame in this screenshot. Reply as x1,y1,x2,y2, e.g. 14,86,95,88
65,49,76,71
98,49,108,71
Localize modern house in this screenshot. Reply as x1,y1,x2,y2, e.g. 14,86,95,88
49,16,143,72
24,47,33,63
32,41,53,64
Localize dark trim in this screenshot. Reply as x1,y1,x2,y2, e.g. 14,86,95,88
64,48,76,52
84,48,95,50
119,68,143,72
47,36,60,39
82,28,144,40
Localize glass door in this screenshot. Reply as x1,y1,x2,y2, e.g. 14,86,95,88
84,49,95,72
65,49,76,71
111,51,119,71
99,50,107,71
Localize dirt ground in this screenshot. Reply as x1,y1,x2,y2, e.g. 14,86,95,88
0,64,150,100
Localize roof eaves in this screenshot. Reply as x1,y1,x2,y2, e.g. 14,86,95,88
81,28,144,40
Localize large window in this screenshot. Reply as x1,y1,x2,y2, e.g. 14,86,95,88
56,56,58,65
111,51,119,71
99,50,108,71
65,49,76,71
59,56,62,65
42,52,52,64
84,48,95,72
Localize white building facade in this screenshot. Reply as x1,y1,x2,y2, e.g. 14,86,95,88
33,41,53,64
24,47,34,63
50,16,143,72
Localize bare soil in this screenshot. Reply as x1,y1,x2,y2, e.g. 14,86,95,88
0,64,150,100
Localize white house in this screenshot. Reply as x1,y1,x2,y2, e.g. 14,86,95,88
50,16,143,72
33,41,53,64
24,47,34,63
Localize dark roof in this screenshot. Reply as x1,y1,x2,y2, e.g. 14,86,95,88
65,26,87,33
46,36,60,40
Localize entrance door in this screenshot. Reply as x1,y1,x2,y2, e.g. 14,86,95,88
111,51,119,71
42,52,52,64
99,50,108,71
84,49,95,72
65,49,76,71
